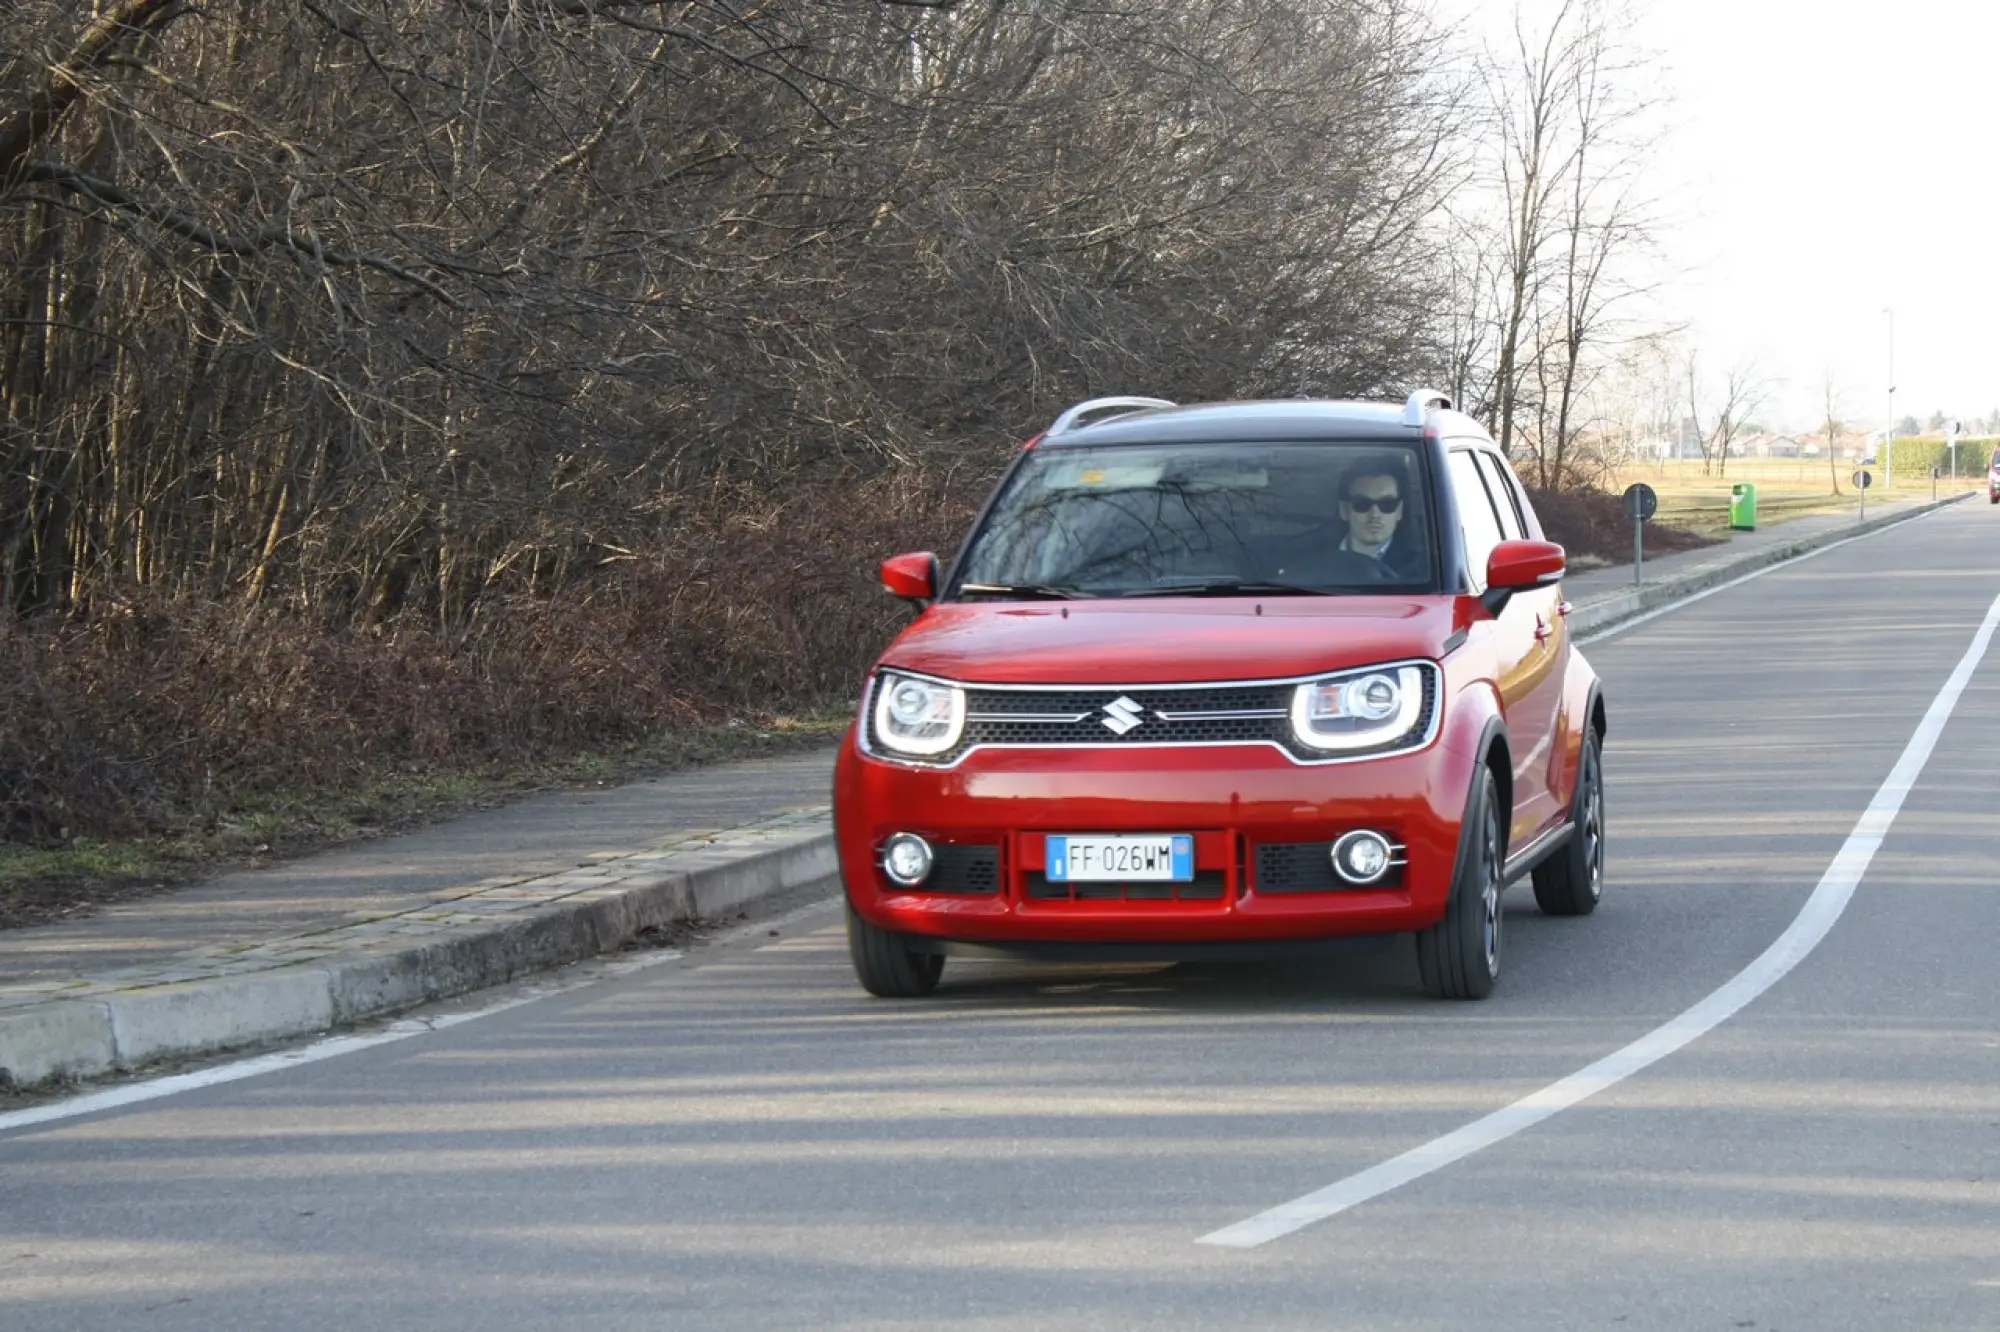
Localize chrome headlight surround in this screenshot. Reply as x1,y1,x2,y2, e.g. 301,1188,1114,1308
868,670,967,758
1288,663,1435,755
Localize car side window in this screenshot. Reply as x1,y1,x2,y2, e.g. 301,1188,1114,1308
1447,450,1506,591
1474,452,1527,541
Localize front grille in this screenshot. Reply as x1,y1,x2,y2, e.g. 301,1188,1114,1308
963,682,1289,766
1254,841,1403,893
1023,869,1227,903
868,668,1438,766
920,844,999,895
963,682,1293,756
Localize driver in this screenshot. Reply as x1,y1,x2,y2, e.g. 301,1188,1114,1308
1337,463,1420,576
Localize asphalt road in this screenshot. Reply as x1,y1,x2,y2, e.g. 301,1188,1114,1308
5,503,1999,1331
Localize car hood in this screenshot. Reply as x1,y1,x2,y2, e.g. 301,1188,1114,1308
880,597,1474,685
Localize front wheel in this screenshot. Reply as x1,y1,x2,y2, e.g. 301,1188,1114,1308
846,904,945,998
1416,766,1504,1000
1534,730,1605,917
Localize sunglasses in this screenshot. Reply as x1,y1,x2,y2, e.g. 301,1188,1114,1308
1344,495,1402,514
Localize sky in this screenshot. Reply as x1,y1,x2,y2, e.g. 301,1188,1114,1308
1435,0,2000,432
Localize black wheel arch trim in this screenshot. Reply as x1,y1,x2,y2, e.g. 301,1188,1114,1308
1455,715,1511,887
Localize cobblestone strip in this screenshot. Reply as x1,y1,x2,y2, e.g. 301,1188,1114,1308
0,807,835,1091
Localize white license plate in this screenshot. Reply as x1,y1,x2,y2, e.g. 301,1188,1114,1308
1045,834,1194,883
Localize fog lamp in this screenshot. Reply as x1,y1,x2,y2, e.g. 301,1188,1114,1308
882,833,935,886
1332,830,1394,885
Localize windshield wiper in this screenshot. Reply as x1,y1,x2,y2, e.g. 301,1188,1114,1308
957,581,1091,600
1119,578,1335,598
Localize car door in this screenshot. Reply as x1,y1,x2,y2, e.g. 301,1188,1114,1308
1445,447,1564,848
1476,450,1571,834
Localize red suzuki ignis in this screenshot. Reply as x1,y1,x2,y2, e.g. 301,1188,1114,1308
834,392,1607,1000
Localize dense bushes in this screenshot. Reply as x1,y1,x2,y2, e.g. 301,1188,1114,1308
1877,438,2000,481
3,3,1460,622
0,471,985,844
2,2,1468,847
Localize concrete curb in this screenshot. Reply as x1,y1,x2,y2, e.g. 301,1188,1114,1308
1,818,837,1091
1566,492,1972,640
0,493,1971,1093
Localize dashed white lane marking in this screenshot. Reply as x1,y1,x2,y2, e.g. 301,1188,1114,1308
1199,586,2000,1249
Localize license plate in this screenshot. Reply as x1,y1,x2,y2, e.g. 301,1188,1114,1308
1045,834,1194,883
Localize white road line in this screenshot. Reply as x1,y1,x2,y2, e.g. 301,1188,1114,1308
0,950,688,1136
1200,586,2000,1250
0,889,847,1139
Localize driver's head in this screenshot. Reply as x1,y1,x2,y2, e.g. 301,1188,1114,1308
1339,466,1404,551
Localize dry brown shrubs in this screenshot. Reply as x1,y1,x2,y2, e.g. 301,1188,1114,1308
1,469,985,848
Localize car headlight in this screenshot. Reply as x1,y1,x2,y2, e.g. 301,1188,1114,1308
869,671,966,757
1289,664,1432,754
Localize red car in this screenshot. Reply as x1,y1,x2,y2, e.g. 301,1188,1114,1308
834,393,1607,1000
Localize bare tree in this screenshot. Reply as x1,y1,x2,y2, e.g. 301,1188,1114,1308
1685,353,1767,480
1578,328,1680,481
1524,5,1657,489
1473,0,1661,488
1486,0,1584,461
1820,369,1844,496
1437,205,1506,421
2,0,1468,621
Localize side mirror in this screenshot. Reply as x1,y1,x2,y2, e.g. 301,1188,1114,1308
1480,539,1564,616
880,551,939,605
1487,539,1565,590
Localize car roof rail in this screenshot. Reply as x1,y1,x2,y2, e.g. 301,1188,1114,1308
1046,396,1176,437
1402,389,1453,427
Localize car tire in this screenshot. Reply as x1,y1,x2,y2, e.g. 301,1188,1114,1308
1533,729,1605,917
846,904,945,998
1416,765,1503,1000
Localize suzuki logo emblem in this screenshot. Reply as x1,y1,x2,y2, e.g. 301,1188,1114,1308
1100,696,1146,735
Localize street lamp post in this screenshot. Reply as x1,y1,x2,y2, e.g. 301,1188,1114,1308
1884,307,1895,485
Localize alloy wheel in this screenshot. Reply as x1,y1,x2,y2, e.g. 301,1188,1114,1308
1480,802,1502,978
1582,746,1604,902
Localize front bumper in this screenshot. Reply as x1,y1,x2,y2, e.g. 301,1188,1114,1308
834,736,1478,947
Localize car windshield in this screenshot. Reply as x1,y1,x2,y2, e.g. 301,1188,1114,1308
951,439,1436,598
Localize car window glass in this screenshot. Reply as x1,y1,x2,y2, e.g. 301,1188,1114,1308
953,440,1436,596
1473,452,1527,540
1448,450,1505,590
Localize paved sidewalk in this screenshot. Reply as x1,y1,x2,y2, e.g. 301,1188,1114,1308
0,752,837,988
1561,488,1972,635
0,488,1972,1090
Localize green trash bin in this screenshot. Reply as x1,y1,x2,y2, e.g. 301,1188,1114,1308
1729,481,1757,531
